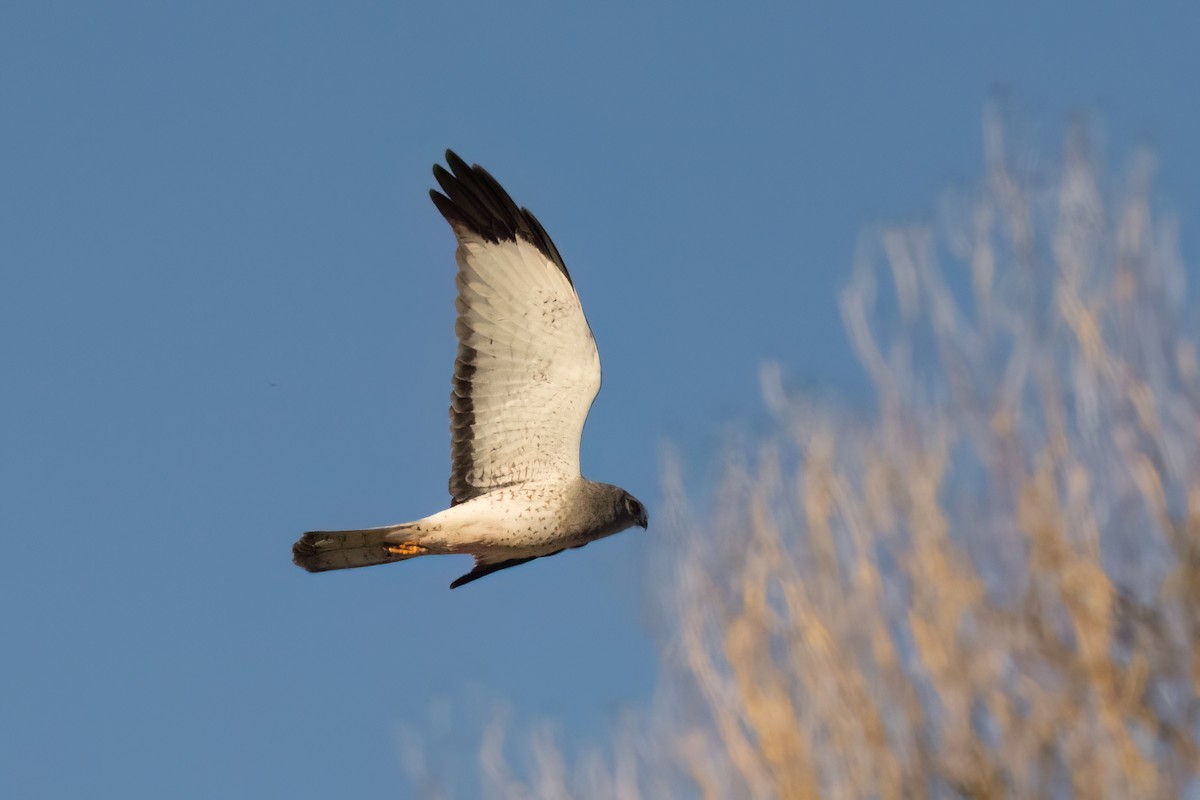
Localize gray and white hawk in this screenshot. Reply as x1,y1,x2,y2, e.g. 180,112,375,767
292,151,647,588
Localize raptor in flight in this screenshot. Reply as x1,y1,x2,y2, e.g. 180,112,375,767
292,151,647,588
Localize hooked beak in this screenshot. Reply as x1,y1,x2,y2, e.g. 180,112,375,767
637,509,649,529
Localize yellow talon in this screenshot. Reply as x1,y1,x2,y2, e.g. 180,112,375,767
386,541,428,558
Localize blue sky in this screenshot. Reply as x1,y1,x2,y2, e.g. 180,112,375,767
3,2,1199,797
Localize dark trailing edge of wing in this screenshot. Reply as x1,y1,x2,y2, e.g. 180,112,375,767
447,341,477,506
430,149,572,287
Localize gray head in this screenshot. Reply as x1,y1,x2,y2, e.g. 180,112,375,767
618,489,649,530
581,481,649,536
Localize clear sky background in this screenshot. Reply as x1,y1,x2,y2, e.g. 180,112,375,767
3,2,1199,797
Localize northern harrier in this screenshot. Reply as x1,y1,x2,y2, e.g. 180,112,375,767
292,151,647,588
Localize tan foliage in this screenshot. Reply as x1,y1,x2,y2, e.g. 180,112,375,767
654,111,1200,799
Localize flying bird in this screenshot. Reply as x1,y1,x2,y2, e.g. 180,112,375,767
292,151,647,588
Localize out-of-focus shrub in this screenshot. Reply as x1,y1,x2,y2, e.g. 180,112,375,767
658,109,1199,799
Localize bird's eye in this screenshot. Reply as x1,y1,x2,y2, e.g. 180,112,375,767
626,497,640,516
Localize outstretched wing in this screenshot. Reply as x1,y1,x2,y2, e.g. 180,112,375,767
450,547,576,589
449,556,539,589
430,151,602,505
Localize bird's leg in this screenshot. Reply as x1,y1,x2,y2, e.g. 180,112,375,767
385,541,429,558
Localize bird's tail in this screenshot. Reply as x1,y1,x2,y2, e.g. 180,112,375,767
292,524,431,573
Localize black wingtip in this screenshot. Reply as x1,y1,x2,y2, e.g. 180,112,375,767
449,570,481,590
429,187,463,230
448,555,540,589
429,150,573,286
444,149,470,175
